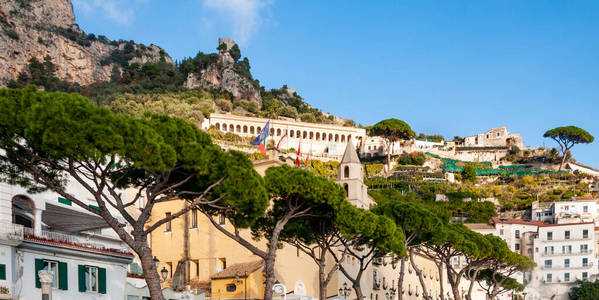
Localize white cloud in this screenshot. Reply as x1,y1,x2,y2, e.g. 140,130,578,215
72,0,135,26
202,0,274,45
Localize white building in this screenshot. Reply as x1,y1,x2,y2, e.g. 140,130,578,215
0,182,134,299
468,198,599,300
203,113,366,159
359,136,401,159
462,126,524,149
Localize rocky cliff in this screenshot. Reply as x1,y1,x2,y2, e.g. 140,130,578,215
184,38,261,102
0,0,172,86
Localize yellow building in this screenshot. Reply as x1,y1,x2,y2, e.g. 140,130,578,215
210,261,264,300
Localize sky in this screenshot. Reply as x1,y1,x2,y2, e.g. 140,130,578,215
71,0,599,168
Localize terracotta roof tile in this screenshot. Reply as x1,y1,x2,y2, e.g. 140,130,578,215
210,261,263,279
573,196,596,201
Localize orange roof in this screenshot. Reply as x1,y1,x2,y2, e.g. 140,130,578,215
490,218,545,226
539,222,594,227
572,196,596,201
210,261,263,279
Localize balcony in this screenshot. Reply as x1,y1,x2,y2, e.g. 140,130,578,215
540,263,594,270
0,223,24,246
22,227,132,258
542,251,592,257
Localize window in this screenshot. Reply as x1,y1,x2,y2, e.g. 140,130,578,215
500,229,504,235
546,273,552,282
190,209,198,228
44,261,59,288
193,260,199,278
544,246,554,254
565,273,570,282
565,259,570,268
226,284,237,292
583,229,589,239
35,259,67,290
344,166,350,178
515,243,520,251
583,272,588,280
565,231,570,240
547,232,553,240
515,230,520,239
563,245,572,254
84,266,99,292
218,212,226,225
78,265,106,294
536,212,541,218
584,206,589,213
583,258,589,267
527,248,533,254
581,244,589,253
544,260,552,269
165,212,171,232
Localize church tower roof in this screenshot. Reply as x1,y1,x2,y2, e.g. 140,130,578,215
340,139,361,164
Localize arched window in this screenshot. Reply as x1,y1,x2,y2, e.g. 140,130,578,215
250,126,255,134
229,124,234,132
316,132,320,140
335,134,339,142
257,127,261,133
290,130,294,138
243,125,248,133
322,132,327,141
12,195,35,229
309,132,314,140
329,133,333,141
303,131,307,139
236,125,241,133
270,128,275,136
222,123,227,131
344,166,350,178
343,184,348,197
215,123,220,130
277,129,281,136
341,135,345,143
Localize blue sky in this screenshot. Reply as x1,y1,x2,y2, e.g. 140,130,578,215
72,0,599,167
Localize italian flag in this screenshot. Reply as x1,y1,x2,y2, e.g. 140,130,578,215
251,120,270,157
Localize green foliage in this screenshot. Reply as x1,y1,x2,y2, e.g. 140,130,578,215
6,56,81,93
396,151,426,166
365,163,384,177
108,92,212,123
229,44,242,62
179,51,219,77
370,118,415,142
544,126,595,145
0,15,18,40
569,280,599,300
462,164,477,182
306,159,339,179
416,133,444,142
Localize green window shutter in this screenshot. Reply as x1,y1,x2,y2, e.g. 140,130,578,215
35,259,44,288
78,265,86,292
88,204,100,211
58,197,72,206
58,262,68,290
0,264,5,280
98,267,106,294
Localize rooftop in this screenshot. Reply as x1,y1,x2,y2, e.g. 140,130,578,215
464,223,495,230
490,218,545,226
210,260,263,279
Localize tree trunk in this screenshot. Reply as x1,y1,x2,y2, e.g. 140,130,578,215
397,258,406,300
466,268,479,300
139,248,165,300
386,141,392,175
559,150,568,171
409,249,429,300
437,261,444,300
353,282,364,300
318,261,327,300
263,255,276,300
445,259,461,300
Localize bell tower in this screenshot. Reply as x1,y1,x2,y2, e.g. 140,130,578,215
336,139,370,209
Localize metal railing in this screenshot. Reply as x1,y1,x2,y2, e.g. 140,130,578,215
22,227,130,255
0,223,24,242
542,251,592,257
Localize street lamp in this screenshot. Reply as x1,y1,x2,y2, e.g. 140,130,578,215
153,256,159,268
388,289,396,300
160,266,169,281
339,282,351,298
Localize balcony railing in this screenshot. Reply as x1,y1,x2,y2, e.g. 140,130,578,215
23,227,132,257
542,251,592,257
540,263,594,270
0,223,24,244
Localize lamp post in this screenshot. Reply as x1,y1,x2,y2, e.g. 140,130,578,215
339,282,351,298
388,289,396,300
160,267,169,282
273,281,287,300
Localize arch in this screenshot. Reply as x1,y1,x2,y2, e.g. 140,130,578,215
335,134,339,142
322,132,326,141
222,123,227,131
277,128,281,136
290,130,294,138
309,132,314,140
303,131,307,139
215,123,220,130
229,124,234,132
343,184,348,197
243,125,248,133
250,126,255,134
329,133,333,141
270,128,275,136
236,125,241,133
341,135,345,143
12,195,35,229
344,166,350,178
315,132,320,140
257,127,261,133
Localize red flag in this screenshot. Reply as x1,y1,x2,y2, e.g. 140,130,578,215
296,140,301,166
305,143,311,167
258,142,266,157
276,131,287,149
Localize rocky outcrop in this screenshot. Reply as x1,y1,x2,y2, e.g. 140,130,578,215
0,0,172,86
184,38,261,102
